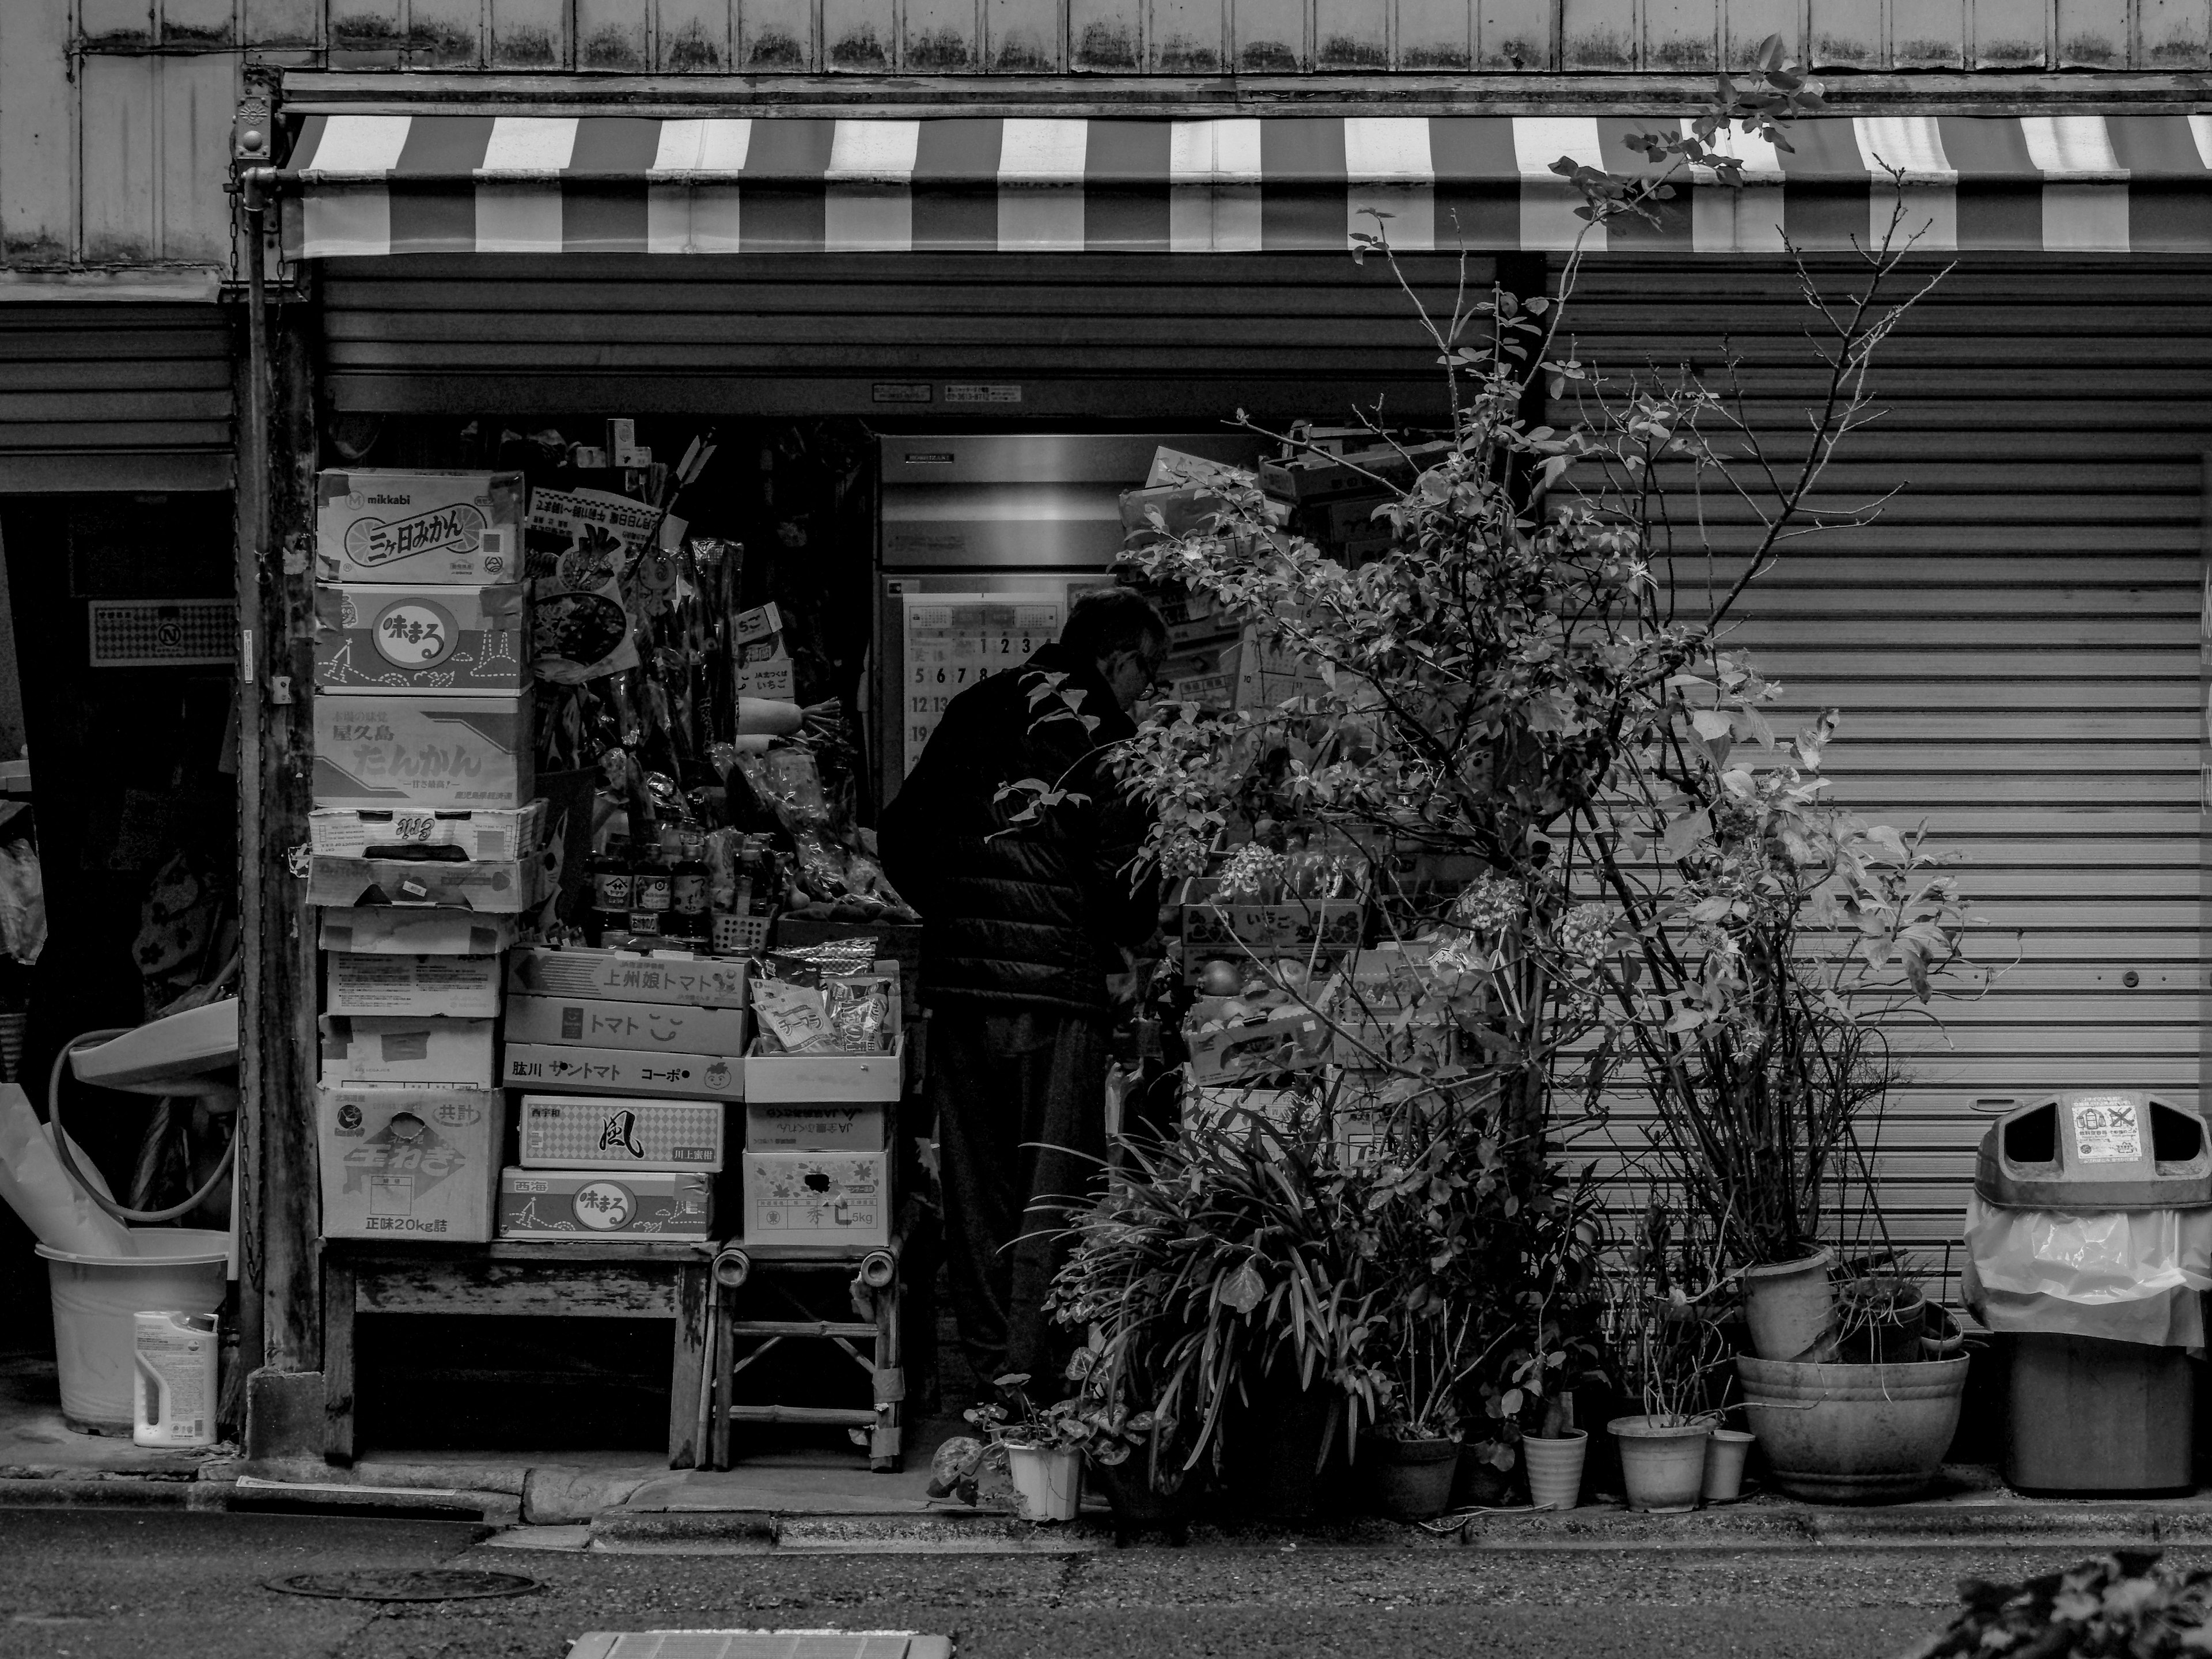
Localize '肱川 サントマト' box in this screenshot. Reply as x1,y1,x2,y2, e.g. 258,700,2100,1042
312,692,533,810
316,469,525,585
496,1168,714,1240
503,1042,743,1100
314,583,530,695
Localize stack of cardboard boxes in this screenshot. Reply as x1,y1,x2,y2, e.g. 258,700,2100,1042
310,468,543,1244
741,1027,901,1251
496,946,747,1240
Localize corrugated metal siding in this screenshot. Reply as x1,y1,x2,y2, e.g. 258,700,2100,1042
316,251,1475,419
0,304,235,490
61,0,2212,71
1556,255,2203,1273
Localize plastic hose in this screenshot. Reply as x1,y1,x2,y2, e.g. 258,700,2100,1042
47,1032,236,1225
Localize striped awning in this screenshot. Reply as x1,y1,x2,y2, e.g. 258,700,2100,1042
285,112,2212,257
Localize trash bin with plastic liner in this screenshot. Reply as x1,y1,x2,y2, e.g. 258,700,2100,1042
1963,1090,2212,1495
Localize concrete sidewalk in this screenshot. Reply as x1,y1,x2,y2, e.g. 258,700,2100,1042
8,1344,2212,1553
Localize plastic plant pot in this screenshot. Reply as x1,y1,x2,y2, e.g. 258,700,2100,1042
1702,1428,1756,1503
1005,1444,1082,1522
1609,1416,1713,1513
1741,1249,1834,1362
1357,1435,1460,1522
1521,1429,1588,1512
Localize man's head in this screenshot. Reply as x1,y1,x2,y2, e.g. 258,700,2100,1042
1060,589,1169,713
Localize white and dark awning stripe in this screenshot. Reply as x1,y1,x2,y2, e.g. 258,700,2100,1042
284,113,2212,257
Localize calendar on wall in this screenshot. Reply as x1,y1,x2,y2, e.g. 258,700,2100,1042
900,592,1066,775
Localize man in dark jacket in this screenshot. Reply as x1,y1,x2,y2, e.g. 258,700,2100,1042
880,588,1167,1393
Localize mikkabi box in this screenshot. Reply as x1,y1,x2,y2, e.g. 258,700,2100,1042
506,946,746,1009
503,1042,743,1101
505,994,747,1056
325,952,502,1018
741,1150,889,1248
317,1086,501,1242
497,1168,713,1240
313,692,533,810
314,583,529,695
309,800,546,861
320,1014,495,1088
317,469,525,585
517,1096,726,1172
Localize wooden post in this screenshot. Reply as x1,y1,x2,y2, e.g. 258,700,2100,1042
238,178,327,1463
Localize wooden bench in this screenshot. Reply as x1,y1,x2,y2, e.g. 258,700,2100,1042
321,1239,714,1468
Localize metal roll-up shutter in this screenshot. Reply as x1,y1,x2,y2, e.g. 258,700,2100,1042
1560,255,2203,1279
316,252,1486,422
0,304,234,492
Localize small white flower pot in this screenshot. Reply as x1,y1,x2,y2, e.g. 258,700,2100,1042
1006,1444,1082,1522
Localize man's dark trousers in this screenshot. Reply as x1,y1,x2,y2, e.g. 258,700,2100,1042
929,1005,1107,1393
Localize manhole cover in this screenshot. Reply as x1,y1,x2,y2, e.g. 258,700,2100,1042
267,1568,542,1603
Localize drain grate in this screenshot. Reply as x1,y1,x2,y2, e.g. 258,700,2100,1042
267,1568,541,1603
567,1634,952,1659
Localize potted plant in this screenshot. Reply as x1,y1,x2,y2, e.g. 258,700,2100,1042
1604,1202,1731,1513
1061,1334,1198,1542
1358,1301,1477,1523
964,1374,1084,1524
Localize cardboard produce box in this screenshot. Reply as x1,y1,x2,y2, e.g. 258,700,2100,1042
315,583,529,696
320,907,517,957
505,994,747,1057
312,692,533,810
517,1095,726,1172
308,853,541,914
507,946,747,1009
317,1085,502,1241
1185,1007,1331,1082
741,1150,889,1248
308,801,545,861
497,1168,713,1240
744,1035,903,1105
325,952,502,1018
317,469,524,585
320,1015,495,1088
744,1103,885,1153
504,1043,743,1101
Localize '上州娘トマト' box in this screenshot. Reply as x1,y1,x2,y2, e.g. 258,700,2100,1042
506,946,746,1009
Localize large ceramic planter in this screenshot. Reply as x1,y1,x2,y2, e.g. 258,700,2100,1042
1006,1444,1082,1522
1609,1416,1713,1513
1736,1355,1968,1503
1741,1249,1834,1362
1358,1435,1460,1522
1521,1429,1588,1511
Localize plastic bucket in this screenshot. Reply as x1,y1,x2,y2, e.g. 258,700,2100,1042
36,1229,228,1434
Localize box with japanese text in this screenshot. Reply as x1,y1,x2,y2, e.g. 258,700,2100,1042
314,583,529,695
503,1043,743,1101
1185,1007,1331,1083
316,469,524,585
743,1035,903,1105
317,1086,501,1242
309,853,541,914
325,952,502,1018
743,1103,885,1153
517,1096,726,1172
309,800,545,861
320,908,517,957
506,946,746,1009
312,692,533,810
505,995,747,1057
497,1168,713,1240
319,1015,495,1088
740,1151,889,1248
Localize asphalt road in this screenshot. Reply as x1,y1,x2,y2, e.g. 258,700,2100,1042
0,1506,2192,1659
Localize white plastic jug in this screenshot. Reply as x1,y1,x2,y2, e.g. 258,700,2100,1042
132,1310,218,1448
37,1229,226,1433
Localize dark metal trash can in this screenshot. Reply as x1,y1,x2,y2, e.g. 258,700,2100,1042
1964,1091,2212,1496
